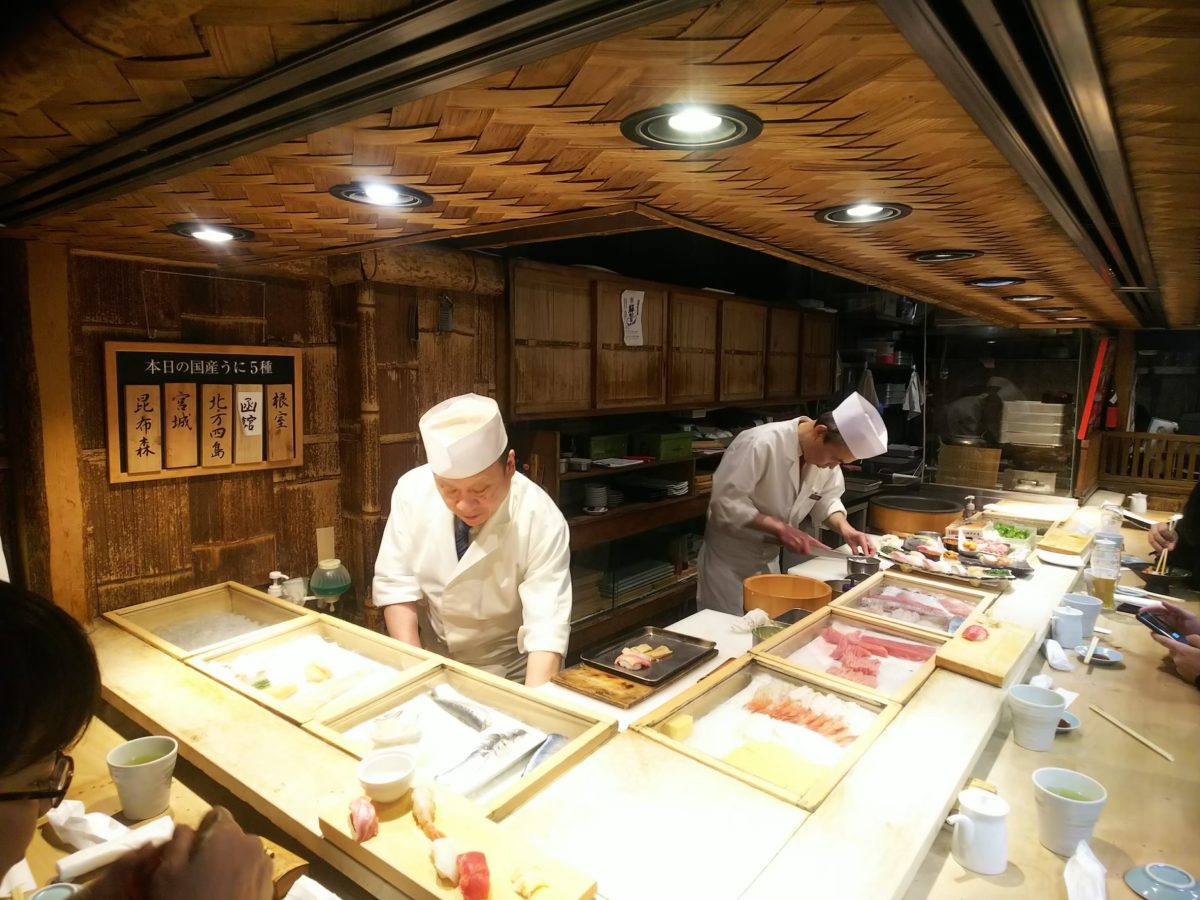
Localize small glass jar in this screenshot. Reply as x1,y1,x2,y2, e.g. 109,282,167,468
310,558,351,610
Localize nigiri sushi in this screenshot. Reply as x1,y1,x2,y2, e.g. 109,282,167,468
458,851,490,900
412,783,443,840
431,837,460,885
511,865,549,898
614,650,652,670
348,796,378,843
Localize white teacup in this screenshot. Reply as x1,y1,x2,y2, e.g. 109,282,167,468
1060,593,1101,639
1032,767,1107,856
1051,606,1084,648
106,736,178,821
1007,685,1065,751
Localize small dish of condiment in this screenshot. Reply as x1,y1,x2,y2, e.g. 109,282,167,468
1074,645,1124,666
1056,711,1080,734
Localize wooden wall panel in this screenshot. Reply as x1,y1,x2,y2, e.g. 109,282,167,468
719,299,766,402
595,279,666,409
511,261,592,416
765,307,801,400
668,291,719,406
799,310,837,400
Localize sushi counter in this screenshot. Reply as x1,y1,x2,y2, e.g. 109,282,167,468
80,528,1200,900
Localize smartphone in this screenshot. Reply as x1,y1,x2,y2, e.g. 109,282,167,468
1115,601,1143,615
1137,610,1185,642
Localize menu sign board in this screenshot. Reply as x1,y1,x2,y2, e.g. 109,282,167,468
105,342,303,483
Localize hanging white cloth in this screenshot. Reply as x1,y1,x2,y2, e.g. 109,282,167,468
857,367,879,408
903,367,924,420
0,533,9,582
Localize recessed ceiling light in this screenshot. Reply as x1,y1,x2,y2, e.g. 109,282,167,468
167,222,255,242
1003,294,1053,303
966,276,1026,288
330,182,434,208
1032,306,1072,313
816,202,913,225
910,249,983,262
620,103,763,150
1055,316,1086,322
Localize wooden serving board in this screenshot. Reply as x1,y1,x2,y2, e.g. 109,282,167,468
319,783,595,899
551,663,653,708
935,618,1036,686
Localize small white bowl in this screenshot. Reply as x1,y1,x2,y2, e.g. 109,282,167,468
1056,711,1081,734
1074,645,1124,666
357,748,415,803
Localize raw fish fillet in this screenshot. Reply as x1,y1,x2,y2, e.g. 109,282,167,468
458,851,490,900
828,664,878,687
745,683,856,745
348,796,378,843
615,650,653,670
860,635,935,662
937,596,975,618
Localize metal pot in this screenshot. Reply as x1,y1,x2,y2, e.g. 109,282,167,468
846,555,881,581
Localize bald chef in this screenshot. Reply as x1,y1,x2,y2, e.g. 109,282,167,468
697,393,889,614
373,394,571,686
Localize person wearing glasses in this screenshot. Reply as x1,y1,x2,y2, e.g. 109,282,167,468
0,581,273,899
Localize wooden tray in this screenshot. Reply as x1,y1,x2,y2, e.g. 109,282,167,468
306,658,615,821
750,607,941,704
551,663,655,709
831,571,997,640
188,616,436,725
103,581,316,659
319,780,596,900
935,617,1037,687
632,655,898,810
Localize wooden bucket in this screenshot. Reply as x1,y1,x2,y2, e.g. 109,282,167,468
743,574,832,618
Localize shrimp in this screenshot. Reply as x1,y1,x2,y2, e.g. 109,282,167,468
412,783,443,840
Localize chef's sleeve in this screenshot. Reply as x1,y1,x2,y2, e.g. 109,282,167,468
371,484,424,607
811,468,847,526
516,514,572,656
708,433,769,531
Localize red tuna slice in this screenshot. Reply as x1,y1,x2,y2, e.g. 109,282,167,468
457,851,490,900
857,637,893,658
962,624,989,642
863,635,936,661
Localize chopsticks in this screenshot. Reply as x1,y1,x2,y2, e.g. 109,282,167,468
1083,634,1100,664
1089,704,1175,762
1154,545,1170,575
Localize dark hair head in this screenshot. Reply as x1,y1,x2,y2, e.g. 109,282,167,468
0,582,99,775
815,411,848,446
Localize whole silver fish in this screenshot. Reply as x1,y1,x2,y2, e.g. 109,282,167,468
437,727,528,782
521,733,569,777
429,684,491,731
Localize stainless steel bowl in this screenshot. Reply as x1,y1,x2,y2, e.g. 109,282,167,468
846,555,881,581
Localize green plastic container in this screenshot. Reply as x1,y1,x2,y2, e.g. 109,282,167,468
634,431,693,461
585,434,629,460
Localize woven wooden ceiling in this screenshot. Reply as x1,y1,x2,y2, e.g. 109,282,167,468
2,0,1173,328
1089,0,1199,328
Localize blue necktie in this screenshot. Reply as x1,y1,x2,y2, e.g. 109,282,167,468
454,518,470,560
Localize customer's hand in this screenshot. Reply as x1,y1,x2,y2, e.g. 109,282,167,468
1144,600,1200,638
1148,522,1179,553
1152,633,1200,684
146,807,272,900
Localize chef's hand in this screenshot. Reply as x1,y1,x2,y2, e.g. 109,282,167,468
1152,632,1200,683
1144,600,1200,638
840,527,875,557
146,808,273,900
777,525,830,556
1148,522,1179,554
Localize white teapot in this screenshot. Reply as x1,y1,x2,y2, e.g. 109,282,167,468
946,787,1009,876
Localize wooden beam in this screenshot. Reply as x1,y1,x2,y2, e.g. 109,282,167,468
26,243,88,622
327,245,505,295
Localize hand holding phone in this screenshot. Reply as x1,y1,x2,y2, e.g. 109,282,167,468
1137,609,1186,642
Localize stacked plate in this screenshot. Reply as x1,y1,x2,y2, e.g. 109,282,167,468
617,475,689,501
601,560,675,605
584,483,607,511
606,488,624,507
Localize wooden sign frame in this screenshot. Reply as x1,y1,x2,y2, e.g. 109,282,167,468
104,341,304,483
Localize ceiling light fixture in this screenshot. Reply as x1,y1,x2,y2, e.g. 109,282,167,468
909,249,982,262
1054,316,1086,322
815,202,913,225
966,276,1026,288
620,103,762,150
167,222,255,242
1032,306,1072,313
1003,294,1053,303
330,182,434,208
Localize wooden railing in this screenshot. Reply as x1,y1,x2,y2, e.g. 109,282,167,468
1097,431,1200,492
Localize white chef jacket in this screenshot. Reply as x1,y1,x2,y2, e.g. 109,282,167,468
697,418,847,614
372,467,572,680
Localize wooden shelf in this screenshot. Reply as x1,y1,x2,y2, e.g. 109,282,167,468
567,492,711,551
560,457,692,482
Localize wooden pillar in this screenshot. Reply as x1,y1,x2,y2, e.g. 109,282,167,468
26,243,89,622
356,283,382,629
1114,330,1136,432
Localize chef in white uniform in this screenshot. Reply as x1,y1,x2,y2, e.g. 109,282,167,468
697,393,889,614
372,393,571,686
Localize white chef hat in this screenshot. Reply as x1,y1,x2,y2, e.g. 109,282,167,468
419,393,508,478
831,392,888,459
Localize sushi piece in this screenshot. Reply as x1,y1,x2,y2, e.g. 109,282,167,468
647,645,673,660
412,783,444,840
348,796,378,843
614,650,653,670
457,851,490,900
265,681,298,700
431,837,460,885
305,661,333,683
963,624,989,641
511,866,549,898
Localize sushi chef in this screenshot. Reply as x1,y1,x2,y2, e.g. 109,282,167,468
373,393,571,686
697,393,888,614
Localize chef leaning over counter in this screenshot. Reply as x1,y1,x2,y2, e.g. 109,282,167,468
698,392,889,614
372,393,572,687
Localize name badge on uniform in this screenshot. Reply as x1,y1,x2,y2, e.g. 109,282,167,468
809,492,823,501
